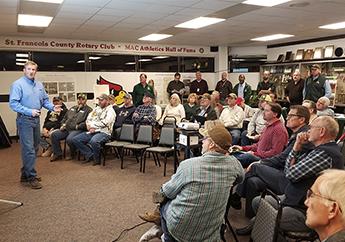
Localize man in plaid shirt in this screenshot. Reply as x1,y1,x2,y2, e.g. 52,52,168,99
132,92,156,126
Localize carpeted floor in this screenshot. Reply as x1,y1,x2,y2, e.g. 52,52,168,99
0,142,250,242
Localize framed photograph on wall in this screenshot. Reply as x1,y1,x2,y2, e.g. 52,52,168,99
277,54,284,62
324,45,334,58
304,49,314,60
313,47,323,59
295,49,304,60
284,51,293,62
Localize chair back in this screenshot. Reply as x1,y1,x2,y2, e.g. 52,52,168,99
251,189,282,242
119,124,135,142
163,116,177,128
136,125,153,144
159,127,175,146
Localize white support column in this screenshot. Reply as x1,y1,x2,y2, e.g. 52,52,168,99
214,45,229,89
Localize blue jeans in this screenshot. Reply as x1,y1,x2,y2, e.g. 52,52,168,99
17,115,40,180
233,152,260,168
240,130,252,146
160,201,177,242
51,129,82,156
228,129,241,145
72,132,110,163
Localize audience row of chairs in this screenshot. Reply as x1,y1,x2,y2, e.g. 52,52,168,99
103,122,176,176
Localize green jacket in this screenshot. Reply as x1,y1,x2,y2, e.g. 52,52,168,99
132,83,154,107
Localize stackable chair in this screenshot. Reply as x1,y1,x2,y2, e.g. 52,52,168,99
221,184,239,242
104,124,135,168
250,189,282,242
142,126,176,176
122,124,153,172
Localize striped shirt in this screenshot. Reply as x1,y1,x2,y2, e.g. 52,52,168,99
162,152,244,242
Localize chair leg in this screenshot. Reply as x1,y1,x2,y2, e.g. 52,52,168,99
163,153,167,176
155,153,161,167
226,217,239,242
120,147,125,169
63,139,67,158
142,151,147,173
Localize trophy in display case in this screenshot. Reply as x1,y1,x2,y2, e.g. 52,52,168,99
304,49,314,60
313,47,323,59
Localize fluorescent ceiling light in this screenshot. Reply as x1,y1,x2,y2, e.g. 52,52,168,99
16,58,29,62
16,53,29,58
319,21,345,30
242,0,291,7
139,34,172,41
153,56,170,59
89,56,102,60
175,17,225,29
24,0,64,3
125,62,136,65
16,63,25,66
77,60,85,63
138,59,152,62
251,34,294,41
18,14,53,27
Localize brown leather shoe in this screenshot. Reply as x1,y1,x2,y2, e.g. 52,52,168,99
20,176,41,182
28,179,42,189
138,210,161,225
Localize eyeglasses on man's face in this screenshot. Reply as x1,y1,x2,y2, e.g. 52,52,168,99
286,113,302,119
306,189,342,213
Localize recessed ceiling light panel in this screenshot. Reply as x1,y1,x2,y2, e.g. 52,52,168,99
18,14,53,27
251,34,294,41
319,21,345,30
175,17,225,29
24,0,64,3
139,34,172,41
243,0,291,7
138,59,152,62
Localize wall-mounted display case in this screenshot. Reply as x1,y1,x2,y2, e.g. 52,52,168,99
261,58,345,106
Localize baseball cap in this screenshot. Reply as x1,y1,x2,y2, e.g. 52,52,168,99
124,92,132,99
199,122,232,151
228,93,237,100
77,93,87,100
259,94,272,102
53,96,62,102
311,64,321,70
97,93,109,100
235,97,244,105
144,92,154,99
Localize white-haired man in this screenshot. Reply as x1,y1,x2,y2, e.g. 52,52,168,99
305,169,345,241
316,96,335,117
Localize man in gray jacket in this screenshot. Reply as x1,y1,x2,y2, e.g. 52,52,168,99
50,93,92,161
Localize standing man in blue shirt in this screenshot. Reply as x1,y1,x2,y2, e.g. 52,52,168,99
9,61,61,189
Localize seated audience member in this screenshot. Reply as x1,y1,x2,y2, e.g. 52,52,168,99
139,124,244,242
219,93,245,145
236,116,344,237
269,92,278,103
236,96,256,120
132,92,156,126
240,94,271,146
159,94,185,125
183,93,198,121
233,74,252,104
166,72,185,99
303,99,318,124
50,93,92,161
193,93,217,123
112,92,135,139
316,96,335,117
232,105,311,217
40,96,67,157
71,94,116,165
211,90,224,117
232,102,288,168
305,169,345,242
